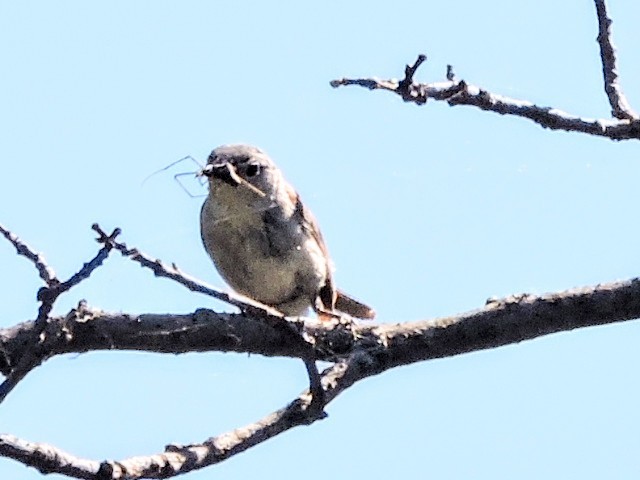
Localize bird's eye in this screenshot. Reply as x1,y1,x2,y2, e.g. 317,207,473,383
245,164,260,177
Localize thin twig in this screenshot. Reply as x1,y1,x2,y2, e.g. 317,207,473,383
91,223,284,318
397,54,428,104
594,0,638,120
303,356,326,417
446,64,456,81
0,223,58,286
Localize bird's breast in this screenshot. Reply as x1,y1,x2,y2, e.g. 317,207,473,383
200,198,326,306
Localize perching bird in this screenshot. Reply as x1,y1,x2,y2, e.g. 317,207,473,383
199,144,375,320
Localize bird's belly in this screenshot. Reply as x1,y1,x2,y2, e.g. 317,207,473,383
205,219,326,306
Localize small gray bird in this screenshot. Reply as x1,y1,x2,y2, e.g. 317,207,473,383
199,144,375,320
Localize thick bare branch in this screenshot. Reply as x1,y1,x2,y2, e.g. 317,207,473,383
594,0,638,120
3,277,640,377
0,435,98,480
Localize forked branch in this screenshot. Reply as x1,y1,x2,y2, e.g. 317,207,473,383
331,0,640,140
2,222,640,478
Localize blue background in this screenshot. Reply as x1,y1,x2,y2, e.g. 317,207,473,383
2,1,640,478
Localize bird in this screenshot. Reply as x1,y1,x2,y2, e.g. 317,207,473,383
199,144,375,320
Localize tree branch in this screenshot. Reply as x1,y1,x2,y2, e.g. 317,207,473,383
594,0,638,120
331,0,640,140
331,59,640,141
90,224,326,414
3,278,640,377
0,226,118,405
3,2,638,477
3,209,640,479
91,224,286,319
0,358,359,479
3,274,640,478
0,223,58,285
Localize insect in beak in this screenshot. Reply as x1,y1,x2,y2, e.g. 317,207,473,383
199,163,267,198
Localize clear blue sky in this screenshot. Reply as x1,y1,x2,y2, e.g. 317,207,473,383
2,1,640,478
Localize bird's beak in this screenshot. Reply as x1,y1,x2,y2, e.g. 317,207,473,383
199,161,267,198
199,163,242,187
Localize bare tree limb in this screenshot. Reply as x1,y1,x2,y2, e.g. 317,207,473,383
2,218,640,478
0,224,326,433
331,0,640,140
0,223,58,285
0,359,358,479
90,224,326,413
91,224,286,320
2,1,640,470
3,273,640,478
0,226,118,405
0,435,98,480
331,59,640,141
3,278,640,377
594,0,638,120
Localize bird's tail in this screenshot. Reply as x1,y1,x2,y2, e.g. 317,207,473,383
335,290,376,320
